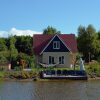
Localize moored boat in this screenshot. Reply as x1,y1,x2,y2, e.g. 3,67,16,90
40,70,88,80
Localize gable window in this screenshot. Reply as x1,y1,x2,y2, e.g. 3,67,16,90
53,41,60,49
49,56,55,64
59,56,64,64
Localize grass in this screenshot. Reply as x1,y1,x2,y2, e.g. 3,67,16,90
4,70,39,79
0,71,5,78
0,63,99,80
0,69,39,79
32,66,80,71
85,63,100,77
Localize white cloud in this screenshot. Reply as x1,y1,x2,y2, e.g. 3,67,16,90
0,31,9,38
0,28,42,38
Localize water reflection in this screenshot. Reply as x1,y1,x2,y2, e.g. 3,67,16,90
0,80,100,100
34,81,88,100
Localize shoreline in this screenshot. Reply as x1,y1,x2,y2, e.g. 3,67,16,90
0,77,100,82
0,78,34,82
0,70,100,82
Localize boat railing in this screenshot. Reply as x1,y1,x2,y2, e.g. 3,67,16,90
41,70,87,76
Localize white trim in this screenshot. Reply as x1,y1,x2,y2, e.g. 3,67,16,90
57,35,71,52
40,34,71,55
40,34,58,55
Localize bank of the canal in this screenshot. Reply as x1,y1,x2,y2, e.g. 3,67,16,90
0,63,100,81
0,70,100,81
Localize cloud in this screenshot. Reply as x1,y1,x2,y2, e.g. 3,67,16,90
0,28,42,38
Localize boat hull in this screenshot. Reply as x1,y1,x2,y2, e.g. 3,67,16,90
41,74,87,80
40,70,88,80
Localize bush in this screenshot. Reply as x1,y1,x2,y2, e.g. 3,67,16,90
86,63,100,77
14,66,21,71
97,56,100,63
5,70,38,79
0,71,5,78
16,53,35,69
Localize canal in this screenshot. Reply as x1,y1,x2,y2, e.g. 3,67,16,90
0,80,100,100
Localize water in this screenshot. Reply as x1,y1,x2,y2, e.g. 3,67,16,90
0,80,100,100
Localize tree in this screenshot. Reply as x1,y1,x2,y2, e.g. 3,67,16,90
0,54,8,64
15,35,33,55
0,38,7,51
9,36,18,68
97,31,100,39
43,26,61,34
17,52,34,69
0,38,9,64
77,24,100,62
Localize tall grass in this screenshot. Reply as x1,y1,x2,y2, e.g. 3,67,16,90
0,71,5,78
85,63,100,77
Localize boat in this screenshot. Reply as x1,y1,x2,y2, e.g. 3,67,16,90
40,70,88,80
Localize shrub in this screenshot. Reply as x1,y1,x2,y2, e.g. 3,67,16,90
14,66,21,71
87,63,100,77
0,71,5,78
97,56,100,63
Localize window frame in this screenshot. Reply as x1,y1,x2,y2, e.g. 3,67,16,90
49,56,55,64
59,56,64,64
53,41,60,49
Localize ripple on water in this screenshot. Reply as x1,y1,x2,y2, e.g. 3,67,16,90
0,80,100,100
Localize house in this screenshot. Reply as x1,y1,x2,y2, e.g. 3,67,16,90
0,63,11,71
33,34,77,68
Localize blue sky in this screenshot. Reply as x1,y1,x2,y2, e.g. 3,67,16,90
0,0,100,37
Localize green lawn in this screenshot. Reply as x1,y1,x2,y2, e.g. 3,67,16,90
0,71,5,78
32,65,80,71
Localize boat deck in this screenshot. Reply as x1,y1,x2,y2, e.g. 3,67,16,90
40,70,88,80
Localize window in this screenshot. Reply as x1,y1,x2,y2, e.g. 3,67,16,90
59,56,64,64
53,41,60,49
49,56,54,64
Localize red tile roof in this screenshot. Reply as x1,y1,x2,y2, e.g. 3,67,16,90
33,34,77,55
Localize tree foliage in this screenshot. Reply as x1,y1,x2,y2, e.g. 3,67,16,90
7,36,18,68
15,35,33,55
77,24,100,62
0,35,33,68
0,38,8,64
43,26,61,34
17,52,34,69
9,36,18,60
0,38,7,51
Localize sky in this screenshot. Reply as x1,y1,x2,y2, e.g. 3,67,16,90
0,0,100,37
